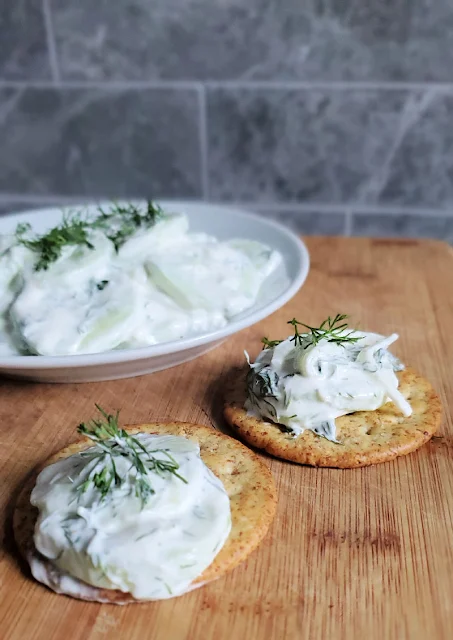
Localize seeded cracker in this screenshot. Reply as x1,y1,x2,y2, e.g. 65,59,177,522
13,422,277,604
224,367,441,468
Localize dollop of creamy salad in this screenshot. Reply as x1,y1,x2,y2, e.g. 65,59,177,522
245,314,412,442
30,408,231,600
0,202,281,356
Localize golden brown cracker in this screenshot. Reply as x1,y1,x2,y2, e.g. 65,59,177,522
13,422,277,603
224,368,441,468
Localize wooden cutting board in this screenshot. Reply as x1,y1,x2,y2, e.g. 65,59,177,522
0,237,452,640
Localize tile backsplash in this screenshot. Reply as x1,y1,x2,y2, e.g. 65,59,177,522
1,0,452,239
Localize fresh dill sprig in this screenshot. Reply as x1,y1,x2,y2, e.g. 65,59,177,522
16,200,165,270
93,201,165,250
16,216,94,271
261,336,283,349
246,367,279,420
295,314,362,347
76,404,187,505
288,318,306,346
261,314,362,350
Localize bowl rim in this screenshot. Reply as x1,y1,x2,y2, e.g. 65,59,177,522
0,201,310,370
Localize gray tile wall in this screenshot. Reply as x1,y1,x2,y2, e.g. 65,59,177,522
1,0,453,239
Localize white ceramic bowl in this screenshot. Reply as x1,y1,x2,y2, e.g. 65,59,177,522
0,201,309,382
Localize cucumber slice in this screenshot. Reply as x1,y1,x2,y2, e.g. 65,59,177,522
145,238,279,317
117,214,189,262
0,241,34,315
35,230,115,281
11,268,144,356
227,239,280,274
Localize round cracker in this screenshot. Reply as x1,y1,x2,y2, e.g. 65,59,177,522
13,422,277,604
224,367,442,468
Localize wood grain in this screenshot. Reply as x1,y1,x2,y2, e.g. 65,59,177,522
0,237,452,640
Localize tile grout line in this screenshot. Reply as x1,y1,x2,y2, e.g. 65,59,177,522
0,80,202,90
344,211,353,236
0,193,452,218
197,85,209,200
0,79,453,92
203,80,451,92
0,194,95,207
226,200,453,217
42,0,61,84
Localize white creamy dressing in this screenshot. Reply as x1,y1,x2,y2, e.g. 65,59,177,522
0,212,281,356
245,330,411,442
31,434,231,600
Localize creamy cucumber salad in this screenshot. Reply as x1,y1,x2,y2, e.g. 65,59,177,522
31,408,231,600
0,202,281,356
246,315,411,442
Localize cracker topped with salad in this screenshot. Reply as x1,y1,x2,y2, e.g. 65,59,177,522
14,407,277,603
224,315,441,468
